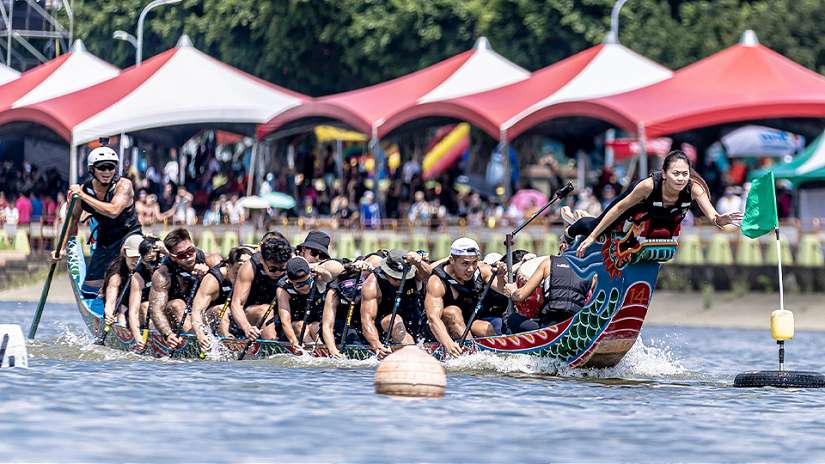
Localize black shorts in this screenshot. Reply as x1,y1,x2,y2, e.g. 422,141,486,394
85,233,141,282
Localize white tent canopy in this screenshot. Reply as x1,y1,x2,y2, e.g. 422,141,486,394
70,35,306,145
0,63,19,86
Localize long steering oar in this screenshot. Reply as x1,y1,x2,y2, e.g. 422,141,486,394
238,295,278,360
29,194,78,340
168,277,200,358
457,272,498,345
96,258,142,345
382,263,411,346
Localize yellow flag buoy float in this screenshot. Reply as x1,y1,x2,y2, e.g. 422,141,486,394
733,171,824,388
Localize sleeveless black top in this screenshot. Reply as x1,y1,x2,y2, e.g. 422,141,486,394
136,264,154,301
80,177,141,247
206,265,233,307
432,263,484,321
245,253,281,306
277,276,327,324
162,249,205,302
613,172,693,235
329,271,365,328
373,268,421,322
542,256,590,322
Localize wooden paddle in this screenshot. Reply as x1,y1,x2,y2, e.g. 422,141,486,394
339,299,356,352
458,271,498,345
96,258,142,345
382,263,411,346
28,194,78,340
237,295,279,360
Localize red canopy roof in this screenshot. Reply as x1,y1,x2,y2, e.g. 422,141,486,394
257,37,529,140
544,31,825,138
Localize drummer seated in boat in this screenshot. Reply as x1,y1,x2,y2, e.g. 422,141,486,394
189,246,254,352
101,234,144,330
503,237,594,331
148,228,222,349
229,236,293,342
320,254,383,358
360,249,432,356
425,238,507,358
127,236,164,351
277,257,330,348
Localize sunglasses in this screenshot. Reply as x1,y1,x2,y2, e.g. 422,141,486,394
94,163,117,172
291,277,314,289
172,247,196,259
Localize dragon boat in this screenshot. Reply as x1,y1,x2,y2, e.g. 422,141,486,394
68,221,677,367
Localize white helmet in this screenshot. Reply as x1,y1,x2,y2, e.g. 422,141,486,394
87,146,118,166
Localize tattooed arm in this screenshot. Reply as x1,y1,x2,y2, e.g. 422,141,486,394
148,266,173,337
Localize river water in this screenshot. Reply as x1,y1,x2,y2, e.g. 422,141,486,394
2,300,825,462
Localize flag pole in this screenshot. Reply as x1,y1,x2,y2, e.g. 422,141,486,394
774,227,784,312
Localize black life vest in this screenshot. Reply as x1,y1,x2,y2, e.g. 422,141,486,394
432,262,484,321
329,270,365,328
80,177,141,247
541,256,589,322
373,268,421,323
163,249,205,302
479,288,509,319
621,172,693,237
136,263,154,301
277,276,326,324
207,265,233,307
245,253,281,306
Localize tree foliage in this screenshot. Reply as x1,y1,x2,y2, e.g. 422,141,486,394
73,0,825,96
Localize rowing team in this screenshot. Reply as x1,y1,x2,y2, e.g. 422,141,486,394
95,228,589,358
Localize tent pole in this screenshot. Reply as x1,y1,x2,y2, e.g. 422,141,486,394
500,129,511,199
605,129,615,168
638,124,648,179
370,126,384,221
69,142,77,185
336,138,344,180
118,133,126,176
246,141,257,197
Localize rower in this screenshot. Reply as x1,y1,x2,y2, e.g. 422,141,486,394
127,236,164,351
319,255,379,358
277,257,329,347
504,235,595,332
230,236,293,341
424,238,506,358
360,249,432,356
148,228,222,348
573,150,741,257
52,141,142,297
101,234,144,329
190,246,254,352
296,230,345,284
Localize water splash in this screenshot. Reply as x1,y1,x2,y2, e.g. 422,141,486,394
558,337,686,379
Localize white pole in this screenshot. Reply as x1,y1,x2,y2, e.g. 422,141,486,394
118,133,126,176
6,0,13,67
605,128,615,168
775,228,785,311
69,142,77,185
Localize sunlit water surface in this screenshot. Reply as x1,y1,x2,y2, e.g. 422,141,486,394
2,301,825,462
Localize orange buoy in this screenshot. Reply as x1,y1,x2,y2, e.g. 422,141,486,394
374,346,446,398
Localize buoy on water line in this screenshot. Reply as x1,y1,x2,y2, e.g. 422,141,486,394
734,309,825,388
375,346,446,398
0,324,28,368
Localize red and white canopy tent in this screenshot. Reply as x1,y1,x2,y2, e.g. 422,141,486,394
379,39,672,143
539,31,825,166
1,35,308,183
256,37,530,142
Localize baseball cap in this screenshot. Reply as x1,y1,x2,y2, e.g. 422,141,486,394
482,252,503,265
123,234,144,258
286,257,311,280
450,237,480,257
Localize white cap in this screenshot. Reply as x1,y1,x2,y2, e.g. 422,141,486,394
450,237,480,257
483,252,503,265
123,234,143,258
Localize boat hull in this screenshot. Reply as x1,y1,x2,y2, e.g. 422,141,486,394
66,233,663,367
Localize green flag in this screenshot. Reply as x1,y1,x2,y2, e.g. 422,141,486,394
741,171,778,239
